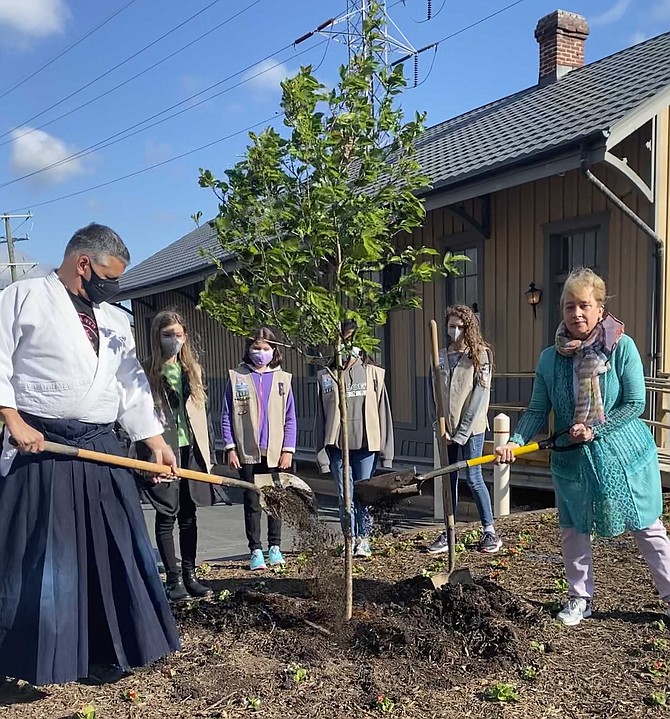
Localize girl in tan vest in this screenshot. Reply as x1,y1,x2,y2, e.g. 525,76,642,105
222,328,296,571
315,321,394,558
427,304,502,555
136,310,229,601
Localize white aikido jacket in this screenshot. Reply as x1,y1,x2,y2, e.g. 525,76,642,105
0,271,163,475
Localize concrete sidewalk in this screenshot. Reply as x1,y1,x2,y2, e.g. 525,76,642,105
143,483,444,564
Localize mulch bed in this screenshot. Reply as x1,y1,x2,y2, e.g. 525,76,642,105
3,508,670,718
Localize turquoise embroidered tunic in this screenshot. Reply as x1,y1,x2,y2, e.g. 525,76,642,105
510,334,661,536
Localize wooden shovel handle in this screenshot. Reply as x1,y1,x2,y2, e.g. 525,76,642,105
41,440,260,493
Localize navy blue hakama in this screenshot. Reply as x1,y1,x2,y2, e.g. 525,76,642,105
0,414,180,685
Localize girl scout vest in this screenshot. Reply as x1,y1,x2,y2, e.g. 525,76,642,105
229,364,292,467
435,348,491,437
316,363,386,451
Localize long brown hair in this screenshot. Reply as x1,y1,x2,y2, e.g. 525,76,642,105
242,327,283,368
445,304,493,383
147,309,206,406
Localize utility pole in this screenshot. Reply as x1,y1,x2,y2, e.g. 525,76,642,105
1,213,33,283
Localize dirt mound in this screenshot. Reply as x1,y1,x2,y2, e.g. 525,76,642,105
174,573,545,673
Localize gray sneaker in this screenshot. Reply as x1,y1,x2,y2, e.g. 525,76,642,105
479,530,503,554
426,531,450,554
556,597,592,626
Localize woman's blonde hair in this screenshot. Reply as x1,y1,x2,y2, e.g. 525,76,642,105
147,309,206,407
560,267,607,307
445,304,493,382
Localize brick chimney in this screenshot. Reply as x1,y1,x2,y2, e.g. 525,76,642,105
535,10,589,85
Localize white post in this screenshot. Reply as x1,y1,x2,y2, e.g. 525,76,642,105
433,430,444,522
493,413,511,517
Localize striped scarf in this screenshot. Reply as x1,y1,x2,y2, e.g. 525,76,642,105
554,314,625,427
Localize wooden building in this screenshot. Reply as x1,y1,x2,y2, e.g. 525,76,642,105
117,12,670,477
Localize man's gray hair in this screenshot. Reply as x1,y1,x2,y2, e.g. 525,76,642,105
64,223,131,265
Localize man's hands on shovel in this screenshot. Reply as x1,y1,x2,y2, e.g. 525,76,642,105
1,409,45,453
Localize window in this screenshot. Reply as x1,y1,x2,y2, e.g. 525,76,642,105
545,215,608,339
446,245,481,318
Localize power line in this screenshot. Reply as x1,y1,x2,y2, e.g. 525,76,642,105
392,0,531,65
0,0,265,150
0,0,225,142
7,116,281,213
0,41,319,190
6,0,531,207
0,0,140,101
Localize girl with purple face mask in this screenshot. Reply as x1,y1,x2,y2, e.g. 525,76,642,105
221,327,297,570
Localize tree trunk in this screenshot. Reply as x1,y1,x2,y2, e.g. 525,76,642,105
336,366,354,621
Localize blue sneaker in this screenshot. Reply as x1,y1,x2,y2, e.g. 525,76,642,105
249,549,266,571
268,545,285,566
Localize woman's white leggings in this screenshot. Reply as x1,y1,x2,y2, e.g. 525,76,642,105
561,519,670,601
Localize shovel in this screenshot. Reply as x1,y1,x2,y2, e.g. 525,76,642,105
354,427,583,506
31,440,316,513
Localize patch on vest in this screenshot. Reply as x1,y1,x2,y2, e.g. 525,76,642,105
346,381,367,398
321,376,334,394
235,381,250,402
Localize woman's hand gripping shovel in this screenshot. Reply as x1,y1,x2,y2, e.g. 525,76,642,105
12,439,317,517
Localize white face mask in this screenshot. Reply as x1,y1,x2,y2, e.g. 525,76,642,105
447,326,464,343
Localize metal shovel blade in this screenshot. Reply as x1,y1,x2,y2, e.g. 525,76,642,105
353,469,421,505
253,472,318,516
430,568,475,591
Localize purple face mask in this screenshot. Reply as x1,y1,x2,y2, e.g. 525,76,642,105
249,348,274,367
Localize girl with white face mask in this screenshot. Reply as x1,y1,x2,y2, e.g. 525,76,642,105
222,327,297,571
427,304,501,555
134,310,228,601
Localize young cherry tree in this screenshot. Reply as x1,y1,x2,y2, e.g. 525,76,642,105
198,4,464,620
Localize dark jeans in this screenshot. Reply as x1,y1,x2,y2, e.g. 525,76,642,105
155,447,197,575
239,459,282,552
447,432,494,527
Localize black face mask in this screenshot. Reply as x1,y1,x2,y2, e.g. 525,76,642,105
82,264,120,304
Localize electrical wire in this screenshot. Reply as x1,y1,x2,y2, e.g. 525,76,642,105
0,0,265,150
6,0,530,209
432,0,529,45
0,0,225,142
402,0,447,24
0,41,324,190
0,0,140,101
7,115,281,213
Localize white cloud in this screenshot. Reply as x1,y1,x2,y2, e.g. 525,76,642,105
0,0,69,37
243,59,292,95
10,127,88,185
629,30,648,45
144,139,173,164
590,0,633,26
85,198,103,212
652,0,670,20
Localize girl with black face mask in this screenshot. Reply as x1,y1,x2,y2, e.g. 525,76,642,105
133,310,230,601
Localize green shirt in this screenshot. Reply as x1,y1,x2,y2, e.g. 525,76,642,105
162,361,190,448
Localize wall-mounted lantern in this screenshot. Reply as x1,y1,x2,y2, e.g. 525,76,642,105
525,282,542,319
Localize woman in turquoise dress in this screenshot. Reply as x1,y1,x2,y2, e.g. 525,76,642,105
496,268,670,626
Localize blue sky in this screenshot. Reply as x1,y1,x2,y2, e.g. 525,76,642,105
0,0,667,270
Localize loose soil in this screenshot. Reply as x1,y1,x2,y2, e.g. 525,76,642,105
3,507,670,718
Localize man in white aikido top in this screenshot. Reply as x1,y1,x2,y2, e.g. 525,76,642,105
0,223,180,687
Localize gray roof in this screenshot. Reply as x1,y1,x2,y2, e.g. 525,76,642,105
119,222,226,297
119,31,670,297
416,30,670,193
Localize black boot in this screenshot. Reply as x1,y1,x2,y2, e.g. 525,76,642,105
165,571,189,602
182,568,213,598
